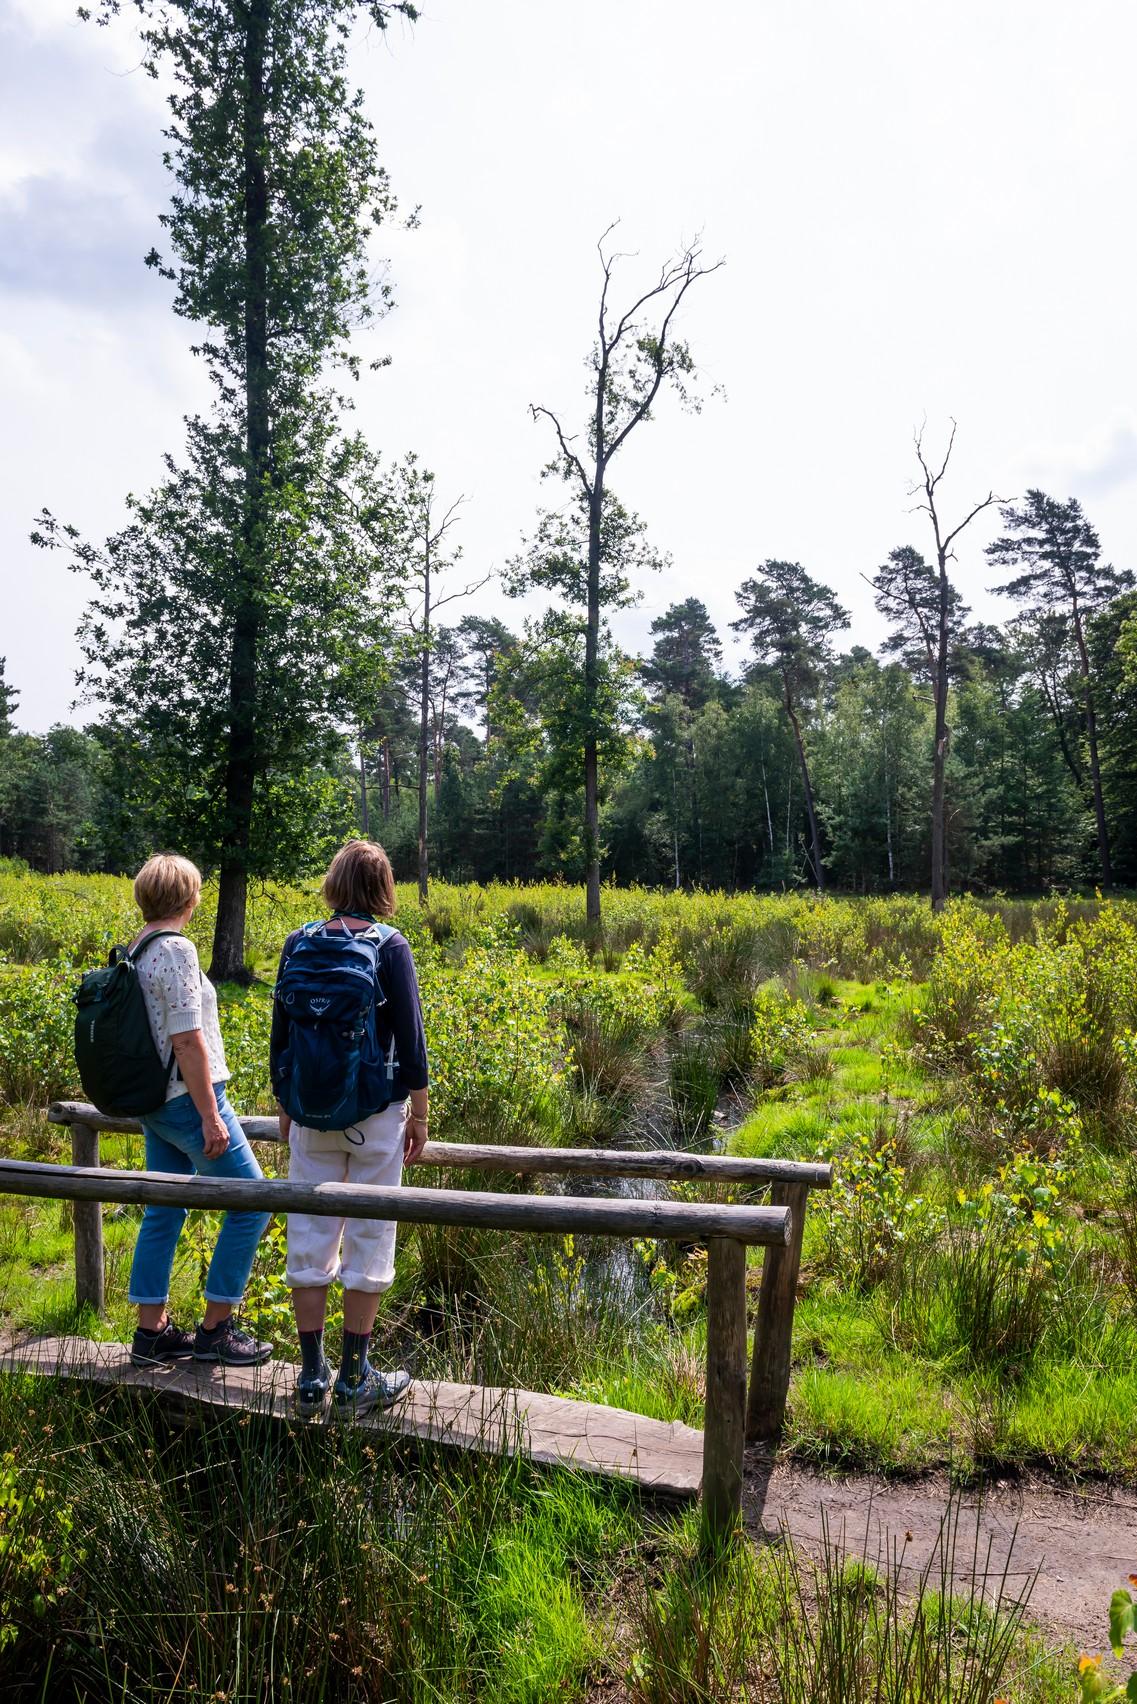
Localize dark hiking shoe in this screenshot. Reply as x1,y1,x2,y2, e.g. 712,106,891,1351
333,1366,411,1418
295,1357,332,1418
193,1320,272,1367
130,1318,196,1368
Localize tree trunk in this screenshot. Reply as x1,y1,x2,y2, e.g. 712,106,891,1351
418,533,431,905
1072,598,1112,887
784,688,824,892
672,767,681,889
380,736,391,819
359,742,369,836
210,0,269,985
434,669,450,805
1037,673,1084,793
929,564,950,913
583,485,603,929
761,755,775,859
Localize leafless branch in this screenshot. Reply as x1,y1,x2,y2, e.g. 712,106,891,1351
529,404,591,496
432,571,492,612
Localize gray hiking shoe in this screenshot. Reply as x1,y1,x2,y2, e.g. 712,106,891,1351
333,1366,411,1418
193,1319,272,1367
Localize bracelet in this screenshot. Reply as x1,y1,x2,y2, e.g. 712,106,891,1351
410,1114,429,1127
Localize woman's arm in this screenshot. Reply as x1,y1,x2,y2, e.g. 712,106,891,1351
384,937,430,1166
269,939,294,1144
170,1029,230,1158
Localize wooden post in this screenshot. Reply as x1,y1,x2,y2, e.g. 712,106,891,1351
746,1181,808,1442
70,1120,105,1317
701,1236,748,1548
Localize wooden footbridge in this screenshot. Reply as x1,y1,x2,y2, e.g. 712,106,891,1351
0,1103,830,1543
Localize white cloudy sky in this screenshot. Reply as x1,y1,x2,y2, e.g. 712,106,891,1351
3,0,1136,731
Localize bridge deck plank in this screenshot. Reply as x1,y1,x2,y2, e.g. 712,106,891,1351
0,1335,703,1497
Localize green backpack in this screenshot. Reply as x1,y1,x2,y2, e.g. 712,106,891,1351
73,931,181,1117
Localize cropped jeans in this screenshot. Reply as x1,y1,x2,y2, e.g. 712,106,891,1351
128,1084,271,1308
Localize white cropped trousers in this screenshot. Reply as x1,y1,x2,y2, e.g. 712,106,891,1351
285,1101,406,1293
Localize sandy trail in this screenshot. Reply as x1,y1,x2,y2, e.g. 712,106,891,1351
743,1449,1137,1646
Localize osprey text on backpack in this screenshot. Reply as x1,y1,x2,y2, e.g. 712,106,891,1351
73,931,182,1117
273,921,397,1132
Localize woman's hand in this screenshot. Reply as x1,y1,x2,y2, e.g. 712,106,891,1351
202,1109,230,1160
277,1103,292,1143
403,1108,429,1166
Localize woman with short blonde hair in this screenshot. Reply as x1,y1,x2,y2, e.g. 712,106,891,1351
125,852,272,1370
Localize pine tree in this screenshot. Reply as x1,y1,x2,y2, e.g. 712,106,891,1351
732,561,848,891
986,489,1133,886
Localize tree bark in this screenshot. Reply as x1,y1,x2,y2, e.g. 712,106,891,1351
359,742,369,836
930,566,950,912
784,688,824,892
418,530,431,904
583,485,603,929
1072,595,1112,887
761,755,775,859
210,0,269,983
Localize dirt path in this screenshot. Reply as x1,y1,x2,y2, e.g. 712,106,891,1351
743,1449,1137,1645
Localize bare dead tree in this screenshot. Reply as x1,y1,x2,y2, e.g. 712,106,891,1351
528,227,724,928
908,423,1001,911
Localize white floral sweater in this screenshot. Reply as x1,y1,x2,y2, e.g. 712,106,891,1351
134,933,229,1100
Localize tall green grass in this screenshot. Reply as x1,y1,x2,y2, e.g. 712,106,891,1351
0,1375,1068,1704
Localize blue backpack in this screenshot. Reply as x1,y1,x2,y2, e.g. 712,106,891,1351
273,920,397,1132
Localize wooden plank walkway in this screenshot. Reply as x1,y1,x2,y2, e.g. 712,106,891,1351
0,1335,704,1498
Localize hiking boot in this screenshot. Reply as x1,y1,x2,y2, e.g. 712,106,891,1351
193,1319,272,1367
131,1317,196,1368
295,1357,332,1418
333,1366,411,1418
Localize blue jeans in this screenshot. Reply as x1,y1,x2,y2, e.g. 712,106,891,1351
128,1085,271,1308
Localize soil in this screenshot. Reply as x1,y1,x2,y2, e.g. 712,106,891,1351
742,1448,1137,1646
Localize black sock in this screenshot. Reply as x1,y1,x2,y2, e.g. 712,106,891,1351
299,1329,326,1380
341,1329,371,1385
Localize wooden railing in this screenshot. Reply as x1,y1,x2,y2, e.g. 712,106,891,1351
1,1102,832,1542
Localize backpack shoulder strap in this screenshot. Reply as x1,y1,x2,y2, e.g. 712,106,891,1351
361,923,396,945
124,929,184,964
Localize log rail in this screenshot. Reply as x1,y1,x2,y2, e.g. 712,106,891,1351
2,1102,833,1544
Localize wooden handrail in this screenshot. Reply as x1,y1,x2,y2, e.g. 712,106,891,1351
26,1103,831,1546
0,1157,792,1246
46,1102,832,1190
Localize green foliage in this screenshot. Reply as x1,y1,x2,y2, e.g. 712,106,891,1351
916,899,1137,1142
750,987,820,1088
0,1449,79,1653
418,946,564,1145
1076,1578,1137,1700
817,1120,940,1292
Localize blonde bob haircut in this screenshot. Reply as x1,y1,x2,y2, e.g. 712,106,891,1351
133,852,203,923
323,839,396,919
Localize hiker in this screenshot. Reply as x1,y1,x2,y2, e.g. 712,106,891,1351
126,853,272,1369
270,839,430,1418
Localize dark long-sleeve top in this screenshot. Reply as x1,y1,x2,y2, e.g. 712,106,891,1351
269,922,429,1105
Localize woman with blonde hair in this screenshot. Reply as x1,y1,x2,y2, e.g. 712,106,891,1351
126,853,272,1369
270,839,429,1417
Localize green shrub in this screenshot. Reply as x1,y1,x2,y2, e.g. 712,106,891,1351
817,1120,940,1292
749,989,819,1089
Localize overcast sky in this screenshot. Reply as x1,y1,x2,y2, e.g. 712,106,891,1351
3,0,1136,732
